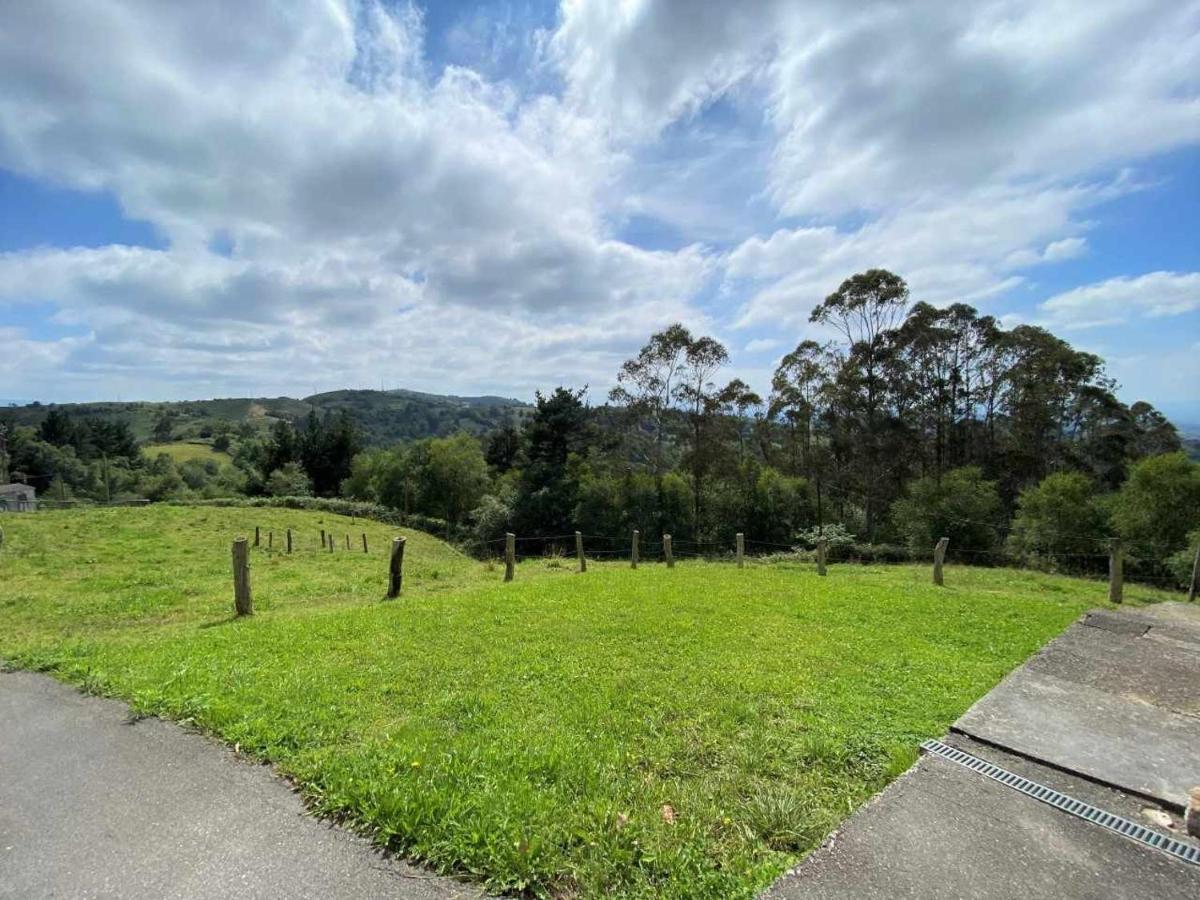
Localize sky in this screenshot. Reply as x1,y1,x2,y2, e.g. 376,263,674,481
0,0,1198,421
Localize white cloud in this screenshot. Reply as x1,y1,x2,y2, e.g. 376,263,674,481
0,0,1197,410
1039,271,1200,329
744,338,783,354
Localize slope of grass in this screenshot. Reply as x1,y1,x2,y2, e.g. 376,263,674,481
0,507,1177,898
142,441,231,464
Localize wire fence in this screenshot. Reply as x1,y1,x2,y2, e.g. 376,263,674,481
459,527,1194,593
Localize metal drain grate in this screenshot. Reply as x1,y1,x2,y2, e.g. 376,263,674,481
921,739,1200,867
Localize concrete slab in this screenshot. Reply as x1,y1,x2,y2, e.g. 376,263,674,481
763,752,1200,899
0,671,481,900
1026,623,1200,715
953,667,1199,808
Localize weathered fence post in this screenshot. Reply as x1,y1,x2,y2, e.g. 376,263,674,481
817,538,827,576
504,532,515,582
631,530,639,569
327,533,333,553
387,536,406,599
575,531,586,573
232,537,253,616
362,533,369,554
268,531,273,550
320,529,326,548
932,537,949,586
1188,543,1199,604
736,533,745,569
345,533,350,550
254,526,260,547
664,534,674,568
0,525,5,551
286,528,293,554
1108,538,1124,604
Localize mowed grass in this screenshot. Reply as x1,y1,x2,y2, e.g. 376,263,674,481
143,441,230,464
0,507,1177,897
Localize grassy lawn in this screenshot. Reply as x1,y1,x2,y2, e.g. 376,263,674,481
0,507,1178,898
142,441,230,464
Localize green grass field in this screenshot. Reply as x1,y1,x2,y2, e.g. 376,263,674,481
142,441,231,464
0,507,1178,897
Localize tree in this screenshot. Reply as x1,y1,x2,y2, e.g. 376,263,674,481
1111,452,1200,559
297,410,362,496
1007,472,1110,567
266,462,313,497
152,412,175,442
892,466,1002,554
610,324,692,476
675,335,730,535
769,340,832,476
515,387,593,535
485,424,522,473
810,269,910,539
421,434,490,533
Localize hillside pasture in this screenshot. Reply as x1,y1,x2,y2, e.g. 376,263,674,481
142,441,231,465
0,506,1176,898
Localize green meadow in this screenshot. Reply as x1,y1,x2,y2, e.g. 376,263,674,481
0,506,1174,898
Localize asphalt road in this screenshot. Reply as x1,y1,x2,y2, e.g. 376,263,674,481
0,671,480,900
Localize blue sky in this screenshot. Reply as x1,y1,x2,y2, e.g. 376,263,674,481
0,1,1197,421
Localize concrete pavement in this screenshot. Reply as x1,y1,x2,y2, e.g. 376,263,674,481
765,602,1200,898
0,671,480,900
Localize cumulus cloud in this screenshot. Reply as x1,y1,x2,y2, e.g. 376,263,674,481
0,0,1197,405
1038,271,1200,329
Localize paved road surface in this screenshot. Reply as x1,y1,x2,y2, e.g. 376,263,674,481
0,671,480,900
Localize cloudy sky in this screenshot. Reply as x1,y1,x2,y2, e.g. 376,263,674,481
1,0,1198,420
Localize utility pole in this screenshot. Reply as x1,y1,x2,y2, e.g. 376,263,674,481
0,425,9,484
102,453,111,503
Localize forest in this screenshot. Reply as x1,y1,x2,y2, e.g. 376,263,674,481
4,269,1197,585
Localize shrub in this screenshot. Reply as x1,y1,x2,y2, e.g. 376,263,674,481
891,466,1002,555
1007,472,1110,570
1111,452,1200,559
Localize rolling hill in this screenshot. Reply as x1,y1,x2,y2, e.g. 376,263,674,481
1,389,529,447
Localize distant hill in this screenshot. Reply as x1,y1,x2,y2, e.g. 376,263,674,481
1,389,530,447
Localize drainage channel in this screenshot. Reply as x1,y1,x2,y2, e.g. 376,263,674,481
920,739,1200,868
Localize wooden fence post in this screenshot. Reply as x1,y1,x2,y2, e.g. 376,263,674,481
575,531,586,573
932,537,949,586
232,537,253,616
631,529,639,569
1,525,5,551
387,536,406,599
268,531,273,550
1109,538,1124,604
817,538,827,576
664,534,674,568
286,528,292,554
1188,543,1199,604
736,533,745,569
504,533,515,582
362,533,369,554
254,526,260,547
320,529,326,549
327,533,333,553
345,533,350,550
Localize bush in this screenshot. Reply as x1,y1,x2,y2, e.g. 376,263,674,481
1007,472,1110,570
266,463,313,497
891,466,1002,555
1111,452,1200,559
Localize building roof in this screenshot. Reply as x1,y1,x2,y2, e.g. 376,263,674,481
0,483,36,496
